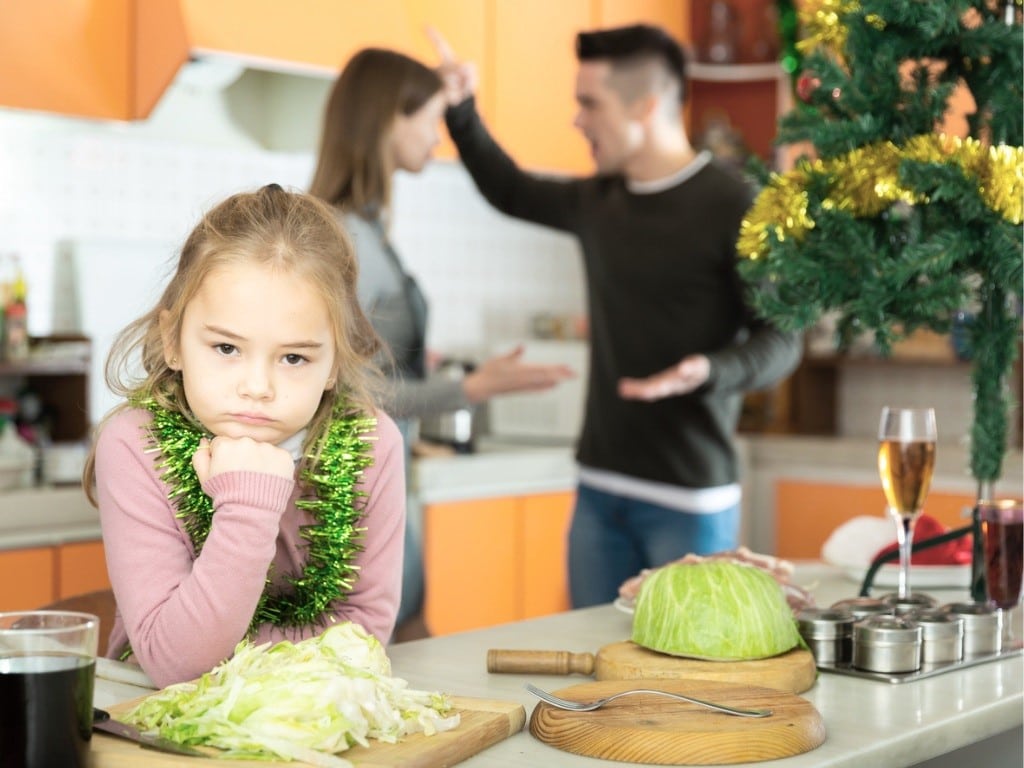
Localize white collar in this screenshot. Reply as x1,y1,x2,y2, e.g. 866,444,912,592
278,429,307,463
626,151,712,194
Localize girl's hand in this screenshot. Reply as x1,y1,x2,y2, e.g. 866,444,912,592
192,436,295,486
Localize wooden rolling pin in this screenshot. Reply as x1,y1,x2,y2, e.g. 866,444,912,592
487,649,595,676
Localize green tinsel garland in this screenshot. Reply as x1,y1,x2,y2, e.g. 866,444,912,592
137,397,376,634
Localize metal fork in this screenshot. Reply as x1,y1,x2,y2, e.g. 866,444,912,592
525,683,772,718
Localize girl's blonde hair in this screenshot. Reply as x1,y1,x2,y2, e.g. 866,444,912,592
83,184,383,504
308,48,443,215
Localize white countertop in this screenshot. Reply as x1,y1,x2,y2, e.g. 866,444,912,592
0,485,99,548
4,434,1020,554
94,563,1023,768
412,437,576,503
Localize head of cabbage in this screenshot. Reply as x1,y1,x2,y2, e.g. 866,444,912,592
631,561,804,660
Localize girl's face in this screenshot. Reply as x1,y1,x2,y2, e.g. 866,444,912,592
165,261,337,445
389,92,447,173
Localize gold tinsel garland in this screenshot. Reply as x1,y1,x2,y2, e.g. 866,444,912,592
796,0,862,54
796,1,1024,56
738,134,1024,260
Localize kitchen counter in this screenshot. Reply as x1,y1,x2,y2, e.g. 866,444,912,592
3,434,1019,552
93,563,1023,768
0,485,99,548
412,436,576,504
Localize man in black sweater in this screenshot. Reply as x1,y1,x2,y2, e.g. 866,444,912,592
432,24,801,607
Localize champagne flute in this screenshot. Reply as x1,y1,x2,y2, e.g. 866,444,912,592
877,407,937,600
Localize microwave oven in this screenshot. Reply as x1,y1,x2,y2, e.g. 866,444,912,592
486,339,588,442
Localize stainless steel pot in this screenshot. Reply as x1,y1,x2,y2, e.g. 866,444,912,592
419,359,476,453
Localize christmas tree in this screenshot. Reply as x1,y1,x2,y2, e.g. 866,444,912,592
739,0,1023,496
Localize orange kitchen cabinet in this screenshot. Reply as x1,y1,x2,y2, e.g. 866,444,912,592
423,490,575,636
491,0,592,174
596,0,689,42
491,0,691,173
0,547,56,611
423,496,519,635
183,0,486,74
520,492,574,617
56,540,111,599
182,0,488,160
775,480,976,560
0,0,188,120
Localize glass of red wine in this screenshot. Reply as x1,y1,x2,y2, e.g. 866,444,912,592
979,498,1024,648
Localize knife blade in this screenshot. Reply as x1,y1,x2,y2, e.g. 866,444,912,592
93,707,207,757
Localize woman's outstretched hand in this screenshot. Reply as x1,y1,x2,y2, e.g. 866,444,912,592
463,345,576,403
426,25,477,106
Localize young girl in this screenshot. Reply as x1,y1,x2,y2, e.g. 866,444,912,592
83,184,405,688
309,48,573,639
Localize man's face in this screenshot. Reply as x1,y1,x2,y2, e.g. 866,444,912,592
573,61,645,174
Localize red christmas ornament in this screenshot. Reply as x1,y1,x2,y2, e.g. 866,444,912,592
796,72,821,102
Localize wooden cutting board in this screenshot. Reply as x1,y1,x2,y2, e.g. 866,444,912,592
528,679,825,765
91,695,525,767
488,643,817,694
596,642,817,692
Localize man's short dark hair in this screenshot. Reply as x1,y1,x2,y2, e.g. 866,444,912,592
576,24,687,103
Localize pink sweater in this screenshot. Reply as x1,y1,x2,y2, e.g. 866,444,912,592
95,407,405,687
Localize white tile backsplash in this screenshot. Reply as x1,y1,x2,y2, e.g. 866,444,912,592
0,104,583,426
838,363,975,444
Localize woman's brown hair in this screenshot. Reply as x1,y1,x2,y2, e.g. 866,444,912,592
308,48,443,215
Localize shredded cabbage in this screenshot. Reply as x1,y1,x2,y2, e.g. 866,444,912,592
631,561,804,661
122,622,460,767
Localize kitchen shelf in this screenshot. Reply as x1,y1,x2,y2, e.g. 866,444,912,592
0,358,89,376
801,354,970,369
688,61,784,82
0,336,91,443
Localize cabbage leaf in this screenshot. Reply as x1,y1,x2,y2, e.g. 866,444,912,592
632,561,804,660
121,622,459,767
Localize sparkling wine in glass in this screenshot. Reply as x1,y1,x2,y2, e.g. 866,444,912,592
877,407,937,600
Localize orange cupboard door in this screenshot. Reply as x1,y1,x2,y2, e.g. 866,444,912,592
520,492,574,618
0,0,187,120
0,547,56,611
182,1,486,160
181,1,486,75
596,0,690,40
56,540,111,599
491,0,593,174
423,497,519,636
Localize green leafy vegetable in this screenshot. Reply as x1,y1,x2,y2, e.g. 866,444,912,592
122,622,459,767
632,561,804,661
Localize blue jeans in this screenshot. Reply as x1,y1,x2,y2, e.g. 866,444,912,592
568,483,740,608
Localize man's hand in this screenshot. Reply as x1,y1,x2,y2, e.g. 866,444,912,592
192,436,295,487
618,355,711,402
426,25,477,106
